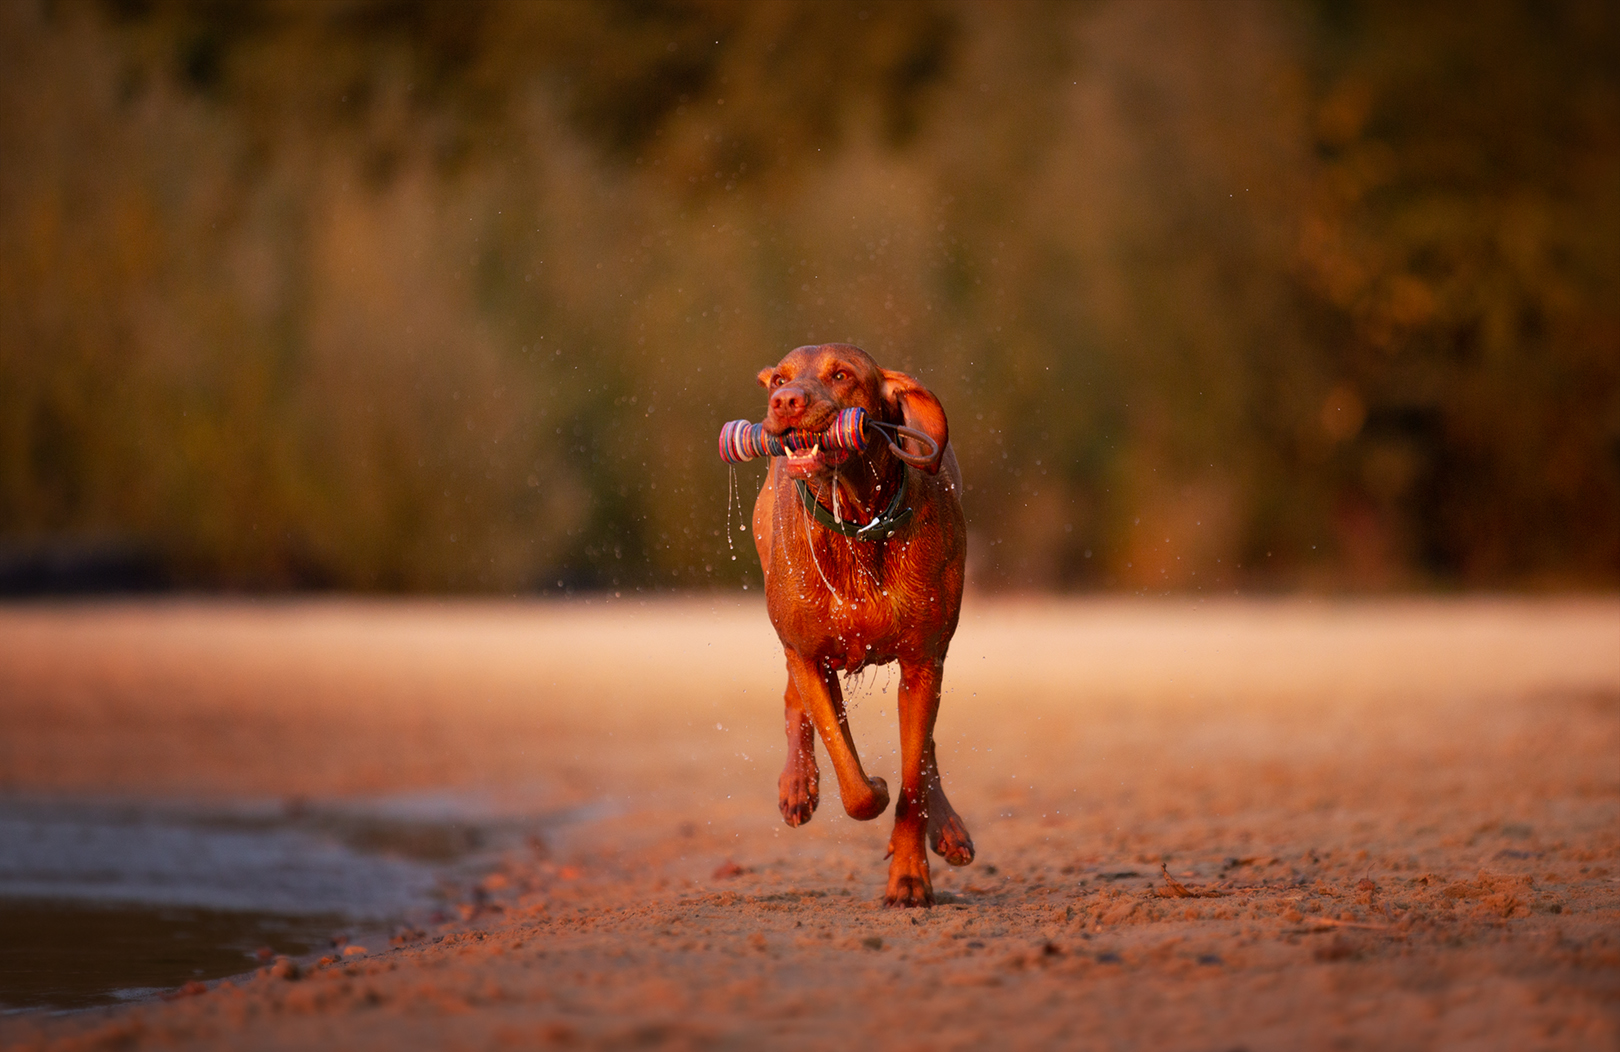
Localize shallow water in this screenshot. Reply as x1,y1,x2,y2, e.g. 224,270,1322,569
0,794,558,1011
0,899,342,1011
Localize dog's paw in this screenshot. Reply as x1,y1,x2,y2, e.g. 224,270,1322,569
844,775,890,821
778,763,819,827
884,868,934,908
929,810,975,866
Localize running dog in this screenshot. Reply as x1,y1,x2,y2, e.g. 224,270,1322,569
749,343,973,906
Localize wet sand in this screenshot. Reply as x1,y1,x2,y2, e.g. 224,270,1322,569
1,596,1617,1050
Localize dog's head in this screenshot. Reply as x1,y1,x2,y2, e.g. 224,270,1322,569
757,343,948,479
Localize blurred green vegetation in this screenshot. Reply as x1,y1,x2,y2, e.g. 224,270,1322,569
0,0,1615,593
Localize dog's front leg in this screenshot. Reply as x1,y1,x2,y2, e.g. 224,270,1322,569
782,648,889,821
886,656,943,906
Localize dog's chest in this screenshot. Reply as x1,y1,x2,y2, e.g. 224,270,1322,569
819,587,901,671
774,538,942,670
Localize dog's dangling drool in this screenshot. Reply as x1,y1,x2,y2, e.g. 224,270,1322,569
726,465,739,561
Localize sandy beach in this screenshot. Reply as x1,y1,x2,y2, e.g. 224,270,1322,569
1,596,1616,1050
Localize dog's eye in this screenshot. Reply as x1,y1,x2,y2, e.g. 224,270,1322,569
771,375,784,387
832,370,847,382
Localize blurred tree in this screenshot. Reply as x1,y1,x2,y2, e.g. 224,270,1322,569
1296,0,1620,584
0,0,1614,592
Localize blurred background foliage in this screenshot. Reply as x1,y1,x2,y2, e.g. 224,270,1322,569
0,0,1615,593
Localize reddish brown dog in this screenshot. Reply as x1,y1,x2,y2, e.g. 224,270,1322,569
750,343,974,906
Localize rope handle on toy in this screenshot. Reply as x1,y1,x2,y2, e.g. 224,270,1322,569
717,406,938,468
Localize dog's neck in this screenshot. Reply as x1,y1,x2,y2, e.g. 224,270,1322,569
802,451,904,526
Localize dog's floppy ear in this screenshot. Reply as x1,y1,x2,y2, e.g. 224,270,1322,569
757,367,775,389
880,369,949,474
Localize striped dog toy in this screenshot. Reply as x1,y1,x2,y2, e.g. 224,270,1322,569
718,407,869,463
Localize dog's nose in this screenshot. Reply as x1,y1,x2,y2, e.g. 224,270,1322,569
770,385,807,424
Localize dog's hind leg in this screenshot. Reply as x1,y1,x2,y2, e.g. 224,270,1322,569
778,676,820,827
885,657,943,906
783,648,889,821
924,738,975,866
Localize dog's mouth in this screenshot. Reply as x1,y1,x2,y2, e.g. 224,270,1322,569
766,409,856,477
780,440,852,477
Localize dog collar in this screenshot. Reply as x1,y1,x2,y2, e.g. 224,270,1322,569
794,472,914,540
